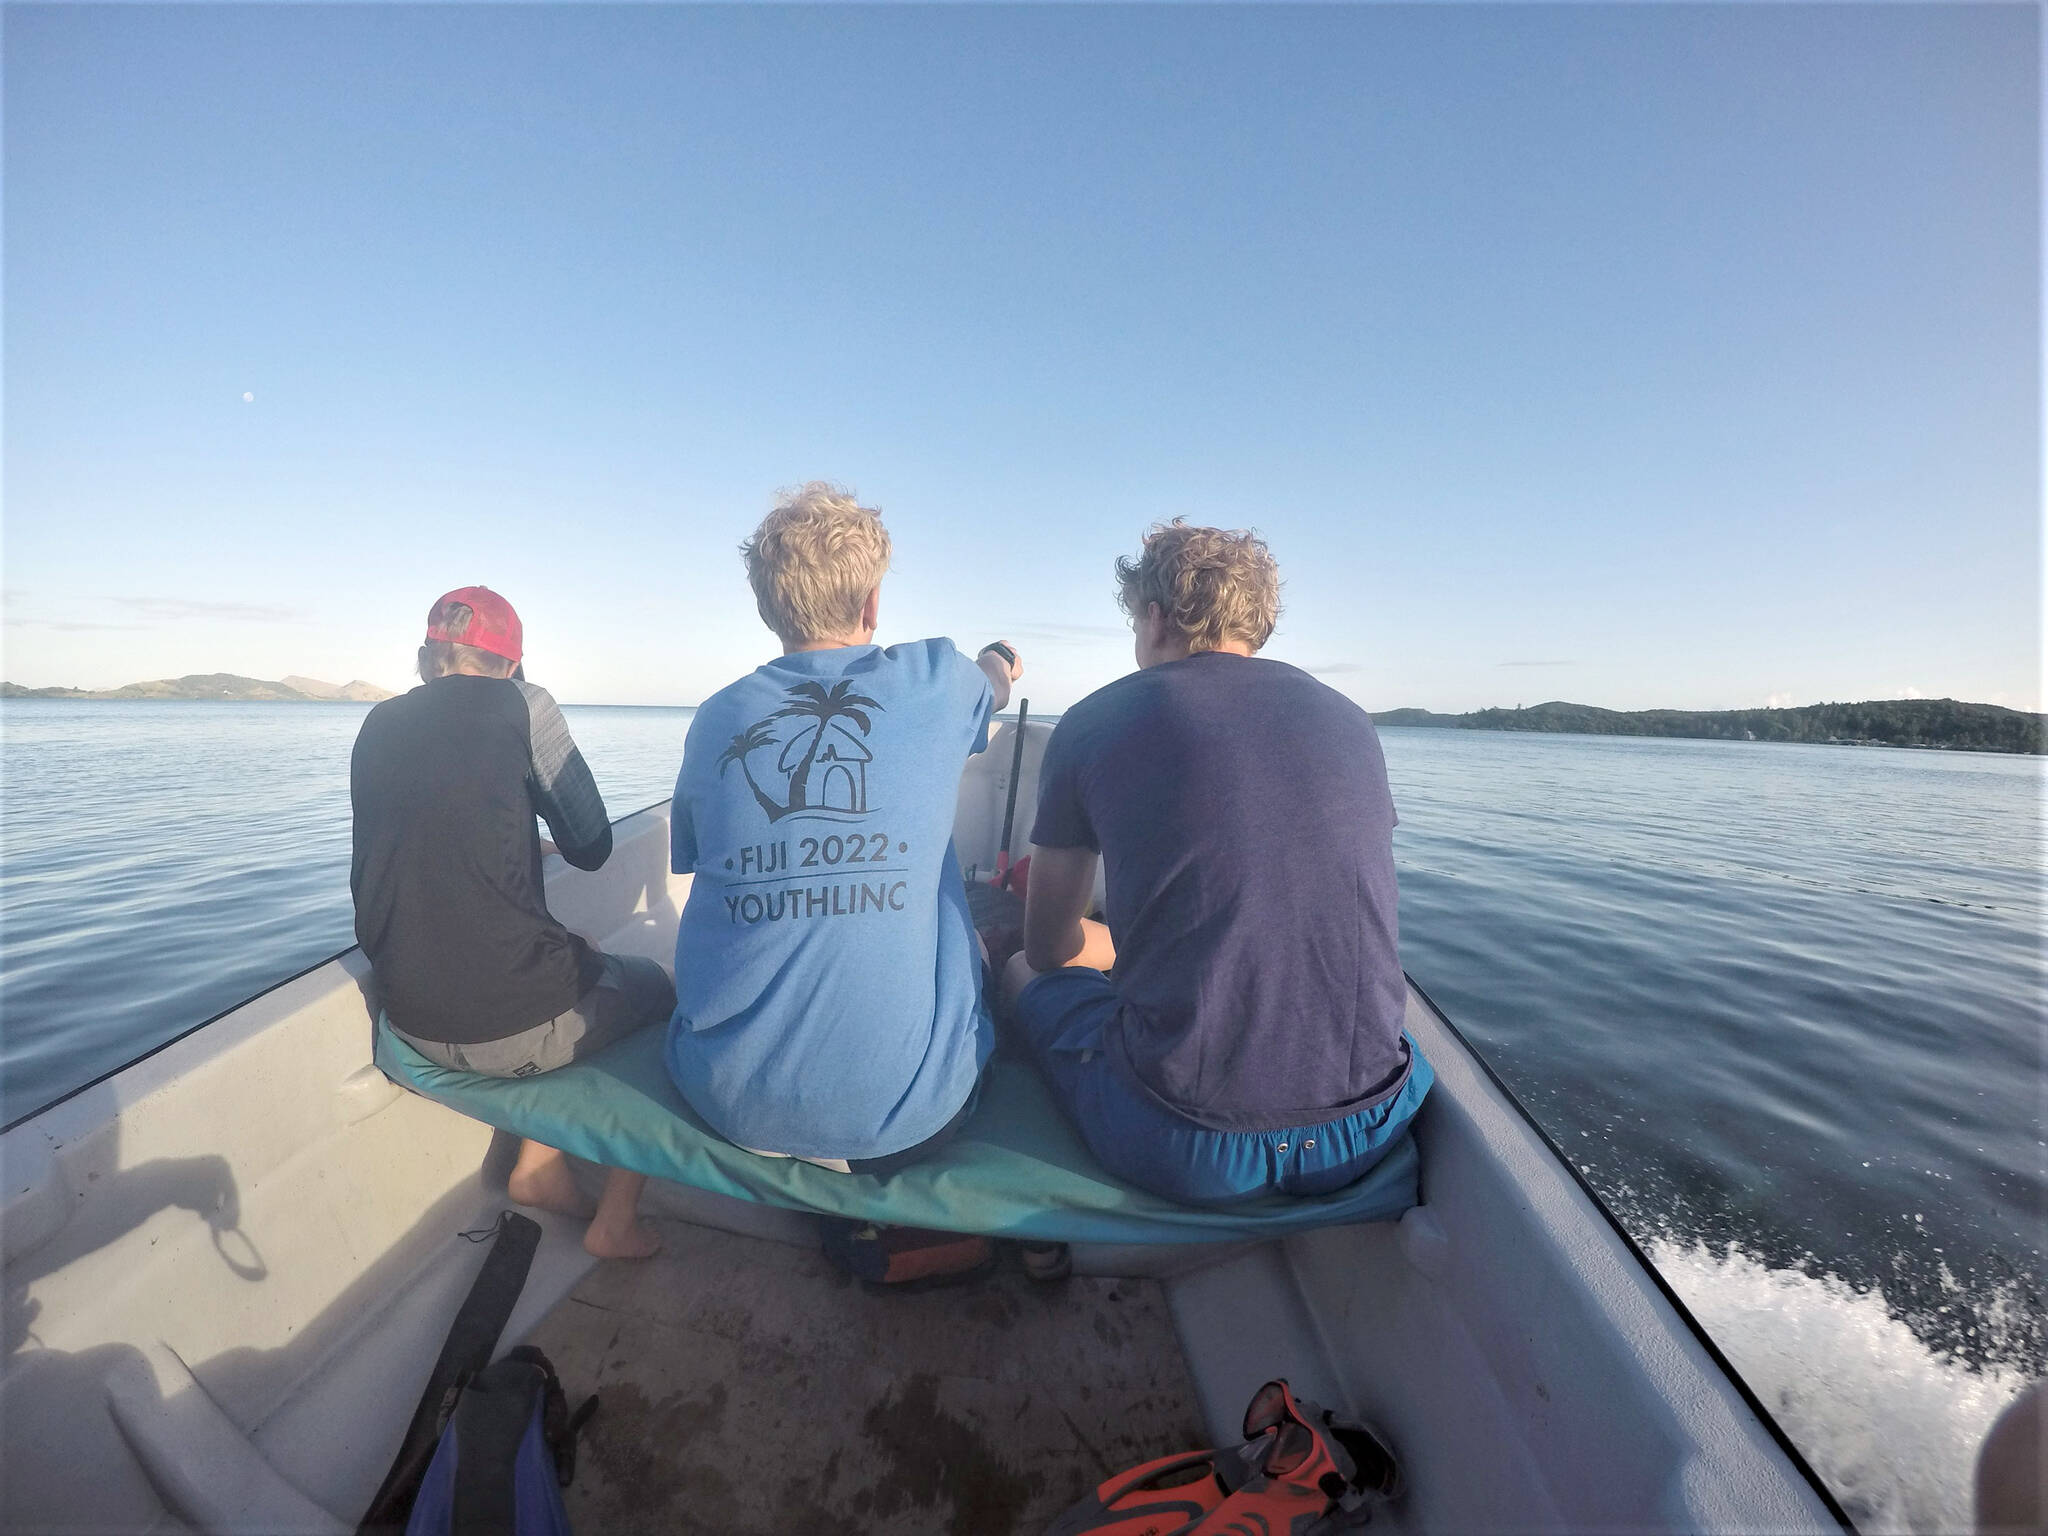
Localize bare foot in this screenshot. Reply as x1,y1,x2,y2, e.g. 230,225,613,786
506,1148,594,1219
584,1216,663,1261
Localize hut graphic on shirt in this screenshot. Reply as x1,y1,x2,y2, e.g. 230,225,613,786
717,678,883,822
778,718,872,813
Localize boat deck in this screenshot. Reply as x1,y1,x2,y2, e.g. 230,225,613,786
525,1218,1209,1534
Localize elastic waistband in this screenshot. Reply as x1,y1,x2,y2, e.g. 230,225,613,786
1115,1024,1419,1136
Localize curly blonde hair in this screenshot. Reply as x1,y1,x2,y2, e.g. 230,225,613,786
742,482,894,645
1115,520,1281,653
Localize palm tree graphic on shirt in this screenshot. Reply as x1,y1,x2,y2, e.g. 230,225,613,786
716,721,788,821
717,679,883,821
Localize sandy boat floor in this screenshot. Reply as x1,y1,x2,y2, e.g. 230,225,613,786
526,1219,1210,1535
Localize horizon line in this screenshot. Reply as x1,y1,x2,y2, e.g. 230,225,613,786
3,680,2039,719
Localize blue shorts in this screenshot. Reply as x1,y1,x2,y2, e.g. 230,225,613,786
1011,967,1432,1207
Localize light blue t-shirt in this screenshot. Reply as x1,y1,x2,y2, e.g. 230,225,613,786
666,639,996,1161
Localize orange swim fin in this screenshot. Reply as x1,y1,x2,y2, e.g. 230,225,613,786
1043,1379,1400,1536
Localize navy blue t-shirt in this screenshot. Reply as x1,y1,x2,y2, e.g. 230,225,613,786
1030,652,1408,1133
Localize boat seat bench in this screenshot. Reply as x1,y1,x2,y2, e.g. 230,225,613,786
375,1021,1420,1245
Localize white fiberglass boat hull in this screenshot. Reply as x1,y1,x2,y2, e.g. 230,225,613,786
0,720,1842,1533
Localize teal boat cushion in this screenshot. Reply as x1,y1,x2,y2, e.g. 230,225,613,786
375,1019,1420,1244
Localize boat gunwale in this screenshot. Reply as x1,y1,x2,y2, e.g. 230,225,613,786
1405,973,1856,1533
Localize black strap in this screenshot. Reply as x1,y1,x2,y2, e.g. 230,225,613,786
505,1343,596,1489
998,699,1030,869
450,1357,546,1536
562,1394,601,1486
358,1210,543,1532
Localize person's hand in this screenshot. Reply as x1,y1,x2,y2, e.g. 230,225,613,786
980,641,1024,681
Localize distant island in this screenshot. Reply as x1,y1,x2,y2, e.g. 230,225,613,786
1372,698,2044,756
1,673,394,703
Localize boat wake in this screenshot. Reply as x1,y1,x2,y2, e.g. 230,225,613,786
1646,1235,2035,1535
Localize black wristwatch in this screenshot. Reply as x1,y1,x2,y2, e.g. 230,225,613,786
980,642,1017,668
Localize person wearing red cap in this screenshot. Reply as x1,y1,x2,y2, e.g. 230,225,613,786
350,586,674,1259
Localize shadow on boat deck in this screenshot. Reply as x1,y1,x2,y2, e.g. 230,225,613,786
528,1219,1208,1535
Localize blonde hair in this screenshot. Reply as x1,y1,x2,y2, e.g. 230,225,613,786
1115,520,1282,653
742,482,893,645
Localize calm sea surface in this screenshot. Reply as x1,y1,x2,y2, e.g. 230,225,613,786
0,700,2039,1531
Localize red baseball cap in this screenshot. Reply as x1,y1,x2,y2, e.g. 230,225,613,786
425,586,523,663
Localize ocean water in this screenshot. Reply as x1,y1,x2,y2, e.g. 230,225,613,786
1384,727,2043,1532
0,700,2039,1530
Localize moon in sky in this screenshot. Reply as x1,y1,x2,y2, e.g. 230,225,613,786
242,392,255,403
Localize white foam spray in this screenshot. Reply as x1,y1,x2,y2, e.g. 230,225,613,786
1646,1236,2035,1535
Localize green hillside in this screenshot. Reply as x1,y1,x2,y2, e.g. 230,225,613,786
1372,698,2043,754
2,673,393,703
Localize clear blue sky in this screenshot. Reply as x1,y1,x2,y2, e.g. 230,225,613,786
5,3,2038,712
